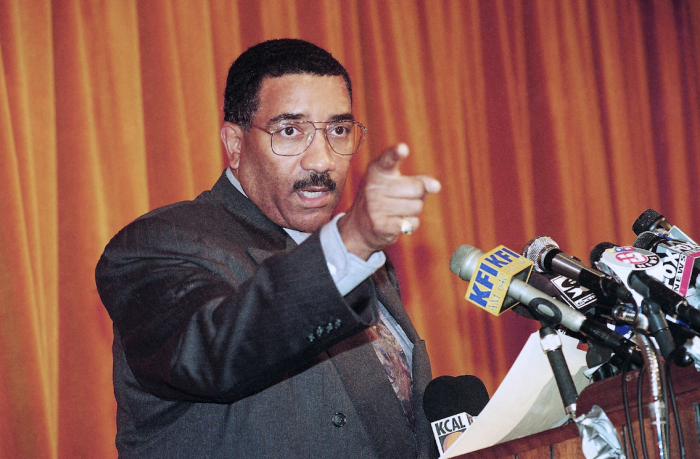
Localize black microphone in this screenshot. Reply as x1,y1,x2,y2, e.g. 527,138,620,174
538,325,578,416
423,375,489,455
591,242,700,335
450,244,642,367
522,236,633,305
632,208,697,244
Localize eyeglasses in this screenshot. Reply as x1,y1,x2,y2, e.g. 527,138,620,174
250,120,367,156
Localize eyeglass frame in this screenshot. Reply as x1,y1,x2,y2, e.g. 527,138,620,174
249,120,368,157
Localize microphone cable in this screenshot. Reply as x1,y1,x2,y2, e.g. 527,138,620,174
636,365,649,459
665,357,686,458
635,333,672,459
621,350,639,459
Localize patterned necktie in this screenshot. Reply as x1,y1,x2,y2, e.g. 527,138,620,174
367,318,414,428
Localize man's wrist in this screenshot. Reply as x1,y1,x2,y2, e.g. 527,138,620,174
336,213,377,261
321,214,385,296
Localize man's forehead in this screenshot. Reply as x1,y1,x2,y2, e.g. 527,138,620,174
256,74,351,118
259,73,349,91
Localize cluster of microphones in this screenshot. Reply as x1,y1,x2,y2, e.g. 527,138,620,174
423,208,700,455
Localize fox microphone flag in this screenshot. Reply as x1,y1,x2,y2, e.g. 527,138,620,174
634,231,700,297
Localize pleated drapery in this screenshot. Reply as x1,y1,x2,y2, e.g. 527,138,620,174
2,1,699,457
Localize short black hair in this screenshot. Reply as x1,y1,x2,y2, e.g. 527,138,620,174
223,38,352,129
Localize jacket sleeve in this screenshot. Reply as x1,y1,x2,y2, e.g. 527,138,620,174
95,215,379,404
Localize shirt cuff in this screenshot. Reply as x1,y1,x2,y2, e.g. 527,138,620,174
320,213,386,296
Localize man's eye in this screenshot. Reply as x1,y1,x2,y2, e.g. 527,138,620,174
329,124,350,136
278,125,302,137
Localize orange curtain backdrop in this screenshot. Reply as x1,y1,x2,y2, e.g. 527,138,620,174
1,1,699,457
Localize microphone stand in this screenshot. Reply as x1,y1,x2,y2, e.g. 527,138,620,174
539,324,578,418
632,332,670,458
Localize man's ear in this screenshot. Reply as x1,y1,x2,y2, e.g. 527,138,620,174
220,122,245,170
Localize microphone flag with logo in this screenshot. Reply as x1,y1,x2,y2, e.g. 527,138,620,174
464,245,533,316
634,231,700,298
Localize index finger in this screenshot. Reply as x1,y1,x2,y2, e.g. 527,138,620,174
374,143,409,174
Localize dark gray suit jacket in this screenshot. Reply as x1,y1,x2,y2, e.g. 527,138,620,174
96,171,435,458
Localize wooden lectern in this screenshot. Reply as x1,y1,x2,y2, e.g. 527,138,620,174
452,364,700,458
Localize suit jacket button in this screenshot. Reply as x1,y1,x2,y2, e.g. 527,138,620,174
331,412,347,427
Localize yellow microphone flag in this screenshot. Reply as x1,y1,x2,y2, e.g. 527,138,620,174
465,245,533,316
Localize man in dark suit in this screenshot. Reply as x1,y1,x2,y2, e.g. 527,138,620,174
96,38,441,458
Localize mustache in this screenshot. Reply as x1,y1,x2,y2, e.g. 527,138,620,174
293,172,337,191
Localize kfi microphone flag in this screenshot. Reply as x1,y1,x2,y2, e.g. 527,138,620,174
465,245,533,316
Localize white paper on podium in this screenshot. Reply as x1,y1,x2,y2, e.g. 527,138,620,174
442,330,591,458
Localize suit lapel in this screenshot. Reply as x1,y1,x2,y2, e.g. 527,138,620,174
207,171,291,249
247,246,289,265
371,266,421,344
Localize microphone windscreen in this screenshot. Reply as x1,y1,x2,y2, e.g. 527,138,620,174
422,375,489,422
633,231,660,250
521,236,558,273
633,209,664,235
590,242,616,266
455,375,490,416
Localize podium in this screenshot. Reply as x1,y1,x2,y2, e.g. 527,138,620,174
451,364,700,458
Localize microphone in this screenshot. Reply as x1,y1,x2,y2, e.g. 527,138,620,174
452,245,534,316
522,236,633,305
450,244,642,367
539,325,578,417
633,231,700,297
591,243,700,335
632,208,697,244
423,375,489,455
528,270,639,330
529,270,599,316
510,271,582,322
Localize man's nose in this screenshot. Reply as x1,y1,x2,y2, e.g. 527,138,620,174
299,129,336,173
